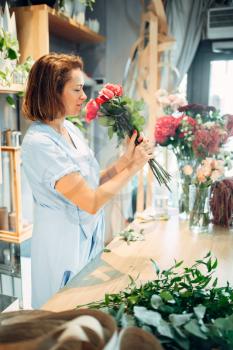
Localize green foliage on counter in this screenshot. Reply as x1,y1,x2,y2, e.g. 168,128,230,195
115,228,145,245
77,252,233,349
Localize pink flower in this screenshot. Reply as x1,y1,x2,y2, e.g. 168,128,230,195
201,158,212,176
104,83,123,97
95,83,123,106
95,95,108,105
182,165,193,176
85,99,100,123
99,87,115,100
202,165,212,177
196,168,207,183
192,126,223,157
202,158,212,168
211,170,223,182
210,159,224,171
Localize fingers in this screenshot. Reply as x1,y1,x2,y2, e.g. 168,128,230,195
128,130,138,148
137,140,154,160
126,136,130,145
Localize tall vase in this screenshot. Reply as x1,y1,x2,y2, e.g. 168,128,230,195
176,157,194,220
189,184,210,233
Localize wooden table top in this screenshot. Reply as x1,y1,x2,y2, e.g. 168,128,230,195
42,214,233,312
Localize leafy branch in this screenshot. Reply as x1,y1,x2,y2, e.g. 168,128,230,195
77,252,233,349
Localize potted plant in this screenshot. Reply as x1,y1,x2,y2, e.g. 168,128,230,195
0,27,33,107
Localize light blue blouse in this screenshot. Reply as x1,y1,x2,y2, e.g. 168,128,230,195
22,120,105,308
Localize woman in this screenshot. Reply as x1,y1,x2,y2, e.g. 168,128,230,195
22,53,154,308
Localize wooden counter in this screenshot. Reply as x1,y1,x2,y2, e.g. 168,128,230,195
42,214,233,312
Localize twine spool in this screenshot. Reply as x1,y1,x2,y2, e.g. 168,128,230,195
5,130,12,147
8,212,16,232
0,207,9,230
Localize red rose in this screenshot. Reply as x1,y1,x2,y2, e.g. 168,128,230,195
105,83,123,97
85,99,99,123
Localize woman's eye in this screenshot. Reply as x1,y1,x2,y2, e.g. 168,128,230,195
75,89,81,92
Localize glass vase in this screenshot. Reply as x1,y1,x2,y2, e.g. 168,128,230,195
177,157,194,220
189,184,210,233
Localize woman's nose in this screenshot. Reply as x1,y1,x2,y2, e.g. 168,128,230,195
81,91,87,101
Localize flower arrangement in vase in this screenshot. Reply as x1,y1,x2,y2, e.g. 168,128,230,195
189,158,224,233
154,90,233,218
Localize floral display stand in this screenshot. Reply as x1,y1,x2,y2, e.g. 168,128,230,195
123,0,175,212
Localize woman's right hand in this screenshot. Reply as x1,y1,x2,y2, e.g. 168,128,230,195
129,138,154,171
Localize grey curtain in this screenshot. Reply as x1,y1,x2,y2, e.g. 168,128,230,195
163,0,215,90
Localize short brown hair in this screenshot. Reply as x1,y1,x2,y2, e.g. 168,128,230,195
22,53,83,122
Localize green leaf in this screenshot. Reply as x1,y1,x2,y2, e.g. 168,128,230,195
204,251,211,259
108,126,114,139
128,295,139,305
6,95,15,108
214,314,233,331
212,277,218,287
175,260,184,268
121,313,136,328
134,306,161,327
169,313,193,327
150,259,160,275
212,258,218,270
173,332,190,350
151,294,163,309
98,116,115,127
173,326,187,339
0,71,6,79
115,303,125,323
184,319,208,340
7,48,18,60
207,258,212,272
193,304,206,320
17,91,24,97
160,291,174,302
157,319,174,339
103,248,111,253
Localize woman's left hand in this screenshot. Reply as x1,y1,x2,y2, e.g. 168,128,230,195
121,132,154,168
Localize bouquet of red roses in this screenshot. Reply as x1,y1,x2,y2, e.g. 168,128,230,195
85,83,171,189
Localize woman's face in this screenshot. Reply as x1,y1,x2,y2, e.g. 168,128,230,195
61,68,87,116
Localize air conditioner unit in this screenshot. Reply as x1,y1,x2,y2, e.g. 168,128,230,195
207,7,233,39
212,40,233,53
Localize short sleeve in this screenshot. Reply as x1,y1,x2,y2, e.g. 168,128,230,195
22,134,80,190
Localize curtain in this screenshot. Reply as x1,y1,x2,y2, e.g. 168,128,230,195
162,0,215,90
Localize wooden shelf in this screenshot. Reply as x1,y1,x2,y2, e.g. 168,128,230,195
0,147,32,243
0,224,33,244
13,5,105,63
48,7,105,43
1,146,21,152
0,84,24,94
